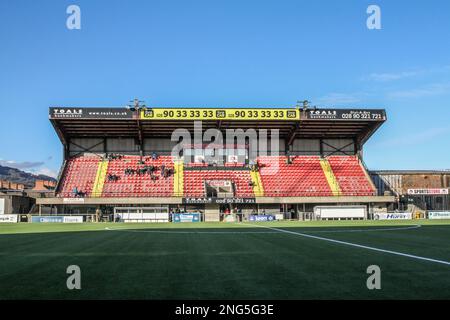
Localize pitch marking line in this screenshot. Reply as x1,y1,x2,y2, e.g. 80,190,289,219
242,223,450,266
301,224,422,233
104,227,277,234
104,224,421,235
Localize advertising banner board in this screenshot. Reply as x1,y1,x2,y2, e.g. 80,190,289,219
407,189,449,195
31,216,83,223
248,215,275,222
428,211,450,219
0,215,18,223
173,213,200,223
50,108,134,119
305,109,385,121
374,213,412,220
141,108,299,121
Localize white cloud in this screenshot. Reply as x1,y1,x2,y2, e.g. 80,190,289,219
316,92,361,105
366,70,420,82
364,65,450,82
32,168,59,178
0,158,58,178
374,127,450,148
387,82,450,99
0,159,44,169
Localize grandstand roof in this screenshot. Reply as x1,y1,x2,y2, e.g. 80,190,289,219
49,107,386,146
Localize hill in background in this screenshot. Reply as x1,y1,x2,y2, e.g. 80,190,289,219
0,165,57,188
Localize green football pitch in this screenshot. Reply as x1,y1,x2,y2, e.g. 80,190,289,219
0,220,449,299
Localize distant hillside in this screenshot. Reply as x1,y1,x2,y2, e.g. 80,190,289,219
0,165,57,188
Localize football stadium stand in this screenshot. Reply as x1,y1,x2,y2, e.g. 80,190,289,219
37,106,396,221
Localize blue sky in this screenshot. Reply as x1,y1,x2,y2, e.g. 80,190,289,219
0,0,449,177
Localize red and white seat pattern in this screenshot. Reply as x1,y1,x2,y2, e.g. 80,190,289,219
184,169,254,197
327,156,376,196
57,156,100,197
257,156,332,197
102,155,174,197
56,155,376,198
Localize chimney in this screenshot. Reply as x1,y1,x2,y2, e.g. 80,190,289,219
33,179,46,191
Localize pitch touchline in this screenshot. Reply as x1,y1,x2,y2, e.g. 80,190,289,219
300,224,422,233
104,224,421,234
104,228,277,234
242,223,450,266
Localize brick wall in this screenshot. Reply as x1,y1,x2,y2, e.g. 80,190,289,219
32,179,56,191
401,173,450,193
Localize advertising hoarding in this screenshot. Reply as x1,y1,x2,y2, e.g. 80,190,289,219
0,215,18,223
31,216,83,223
173,213,200,223
141,108,299,121
428,211,450,219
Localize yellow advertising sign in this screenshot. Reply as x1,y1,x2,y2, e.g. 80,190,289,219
140,108,299,121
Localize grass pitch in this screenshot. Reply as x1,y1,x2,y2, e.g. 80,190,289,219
0,220,449,299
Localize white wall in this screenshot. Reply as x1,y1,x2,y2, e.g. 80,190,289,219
0,198,4,214
314,205,366,218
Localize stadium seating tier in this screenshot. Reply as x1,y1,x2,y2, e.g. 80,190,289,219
102,155,174,197
57,156,101,197
327,156,375,196
183,169,254,197
57,155,376,198
257,156,333,197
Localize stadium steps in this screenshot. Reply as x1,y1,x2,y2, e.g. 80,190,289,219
358,157,378,193
320,158,342,196
91,160,109,197
173,160,184,197
54,159,67,194
250,170,264,197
